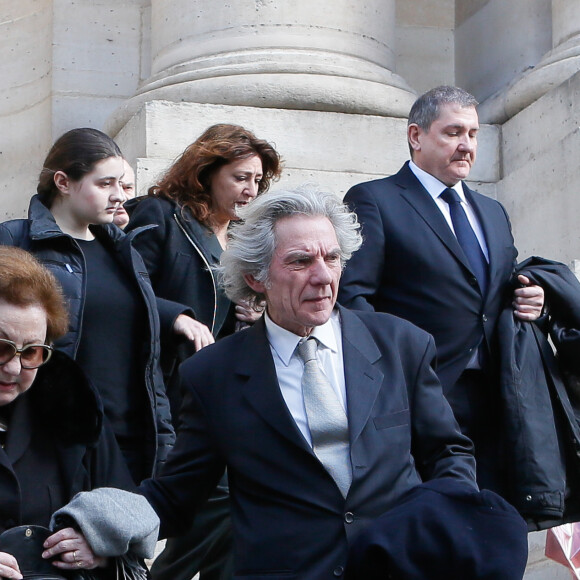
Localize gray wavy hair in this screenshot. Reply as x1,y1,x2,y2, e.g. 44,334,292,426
218,185,362,306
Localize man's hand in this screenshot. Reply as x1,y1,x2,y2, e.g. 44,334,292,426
513,274,544,321
173,314,215,351
42,527,107,571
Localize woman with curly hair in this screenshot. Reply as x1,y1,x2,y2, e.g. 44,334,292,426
125,123,282,580
126,124,282,394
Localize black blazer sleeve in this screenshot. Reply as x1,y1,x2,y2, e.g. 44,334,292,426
126,197,170,288
338,183,385,311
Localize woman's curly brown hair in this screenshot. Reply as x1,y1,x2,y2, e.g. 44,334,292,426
148,124,283,224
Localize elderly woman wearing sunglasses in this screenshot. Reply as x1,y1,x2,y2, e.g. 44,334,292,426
0,246,136,579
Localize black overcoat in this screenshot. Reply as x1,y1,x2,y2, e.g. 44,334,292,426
0,351,135,532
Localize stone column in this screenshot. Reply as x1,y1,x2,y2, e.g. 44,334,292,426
552,0,580,50
107,0,415,133
0,0,53,216
480,0,580,123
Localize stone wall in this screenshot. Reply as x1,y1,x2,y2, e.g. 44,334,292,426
499,72,580,263
395,0,455,92
0,0,149,213
0,1,53,219
456,0,552,101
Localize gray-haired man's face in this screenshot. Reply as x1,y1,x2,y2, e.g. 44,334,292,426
245,214,341,337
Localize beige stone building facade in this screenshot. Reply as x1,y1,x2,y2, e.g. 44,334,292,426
2,0,580,267
1,0,580,577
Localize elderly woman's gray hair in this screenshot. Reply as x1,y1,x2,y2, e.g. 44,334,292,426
218,186,362,306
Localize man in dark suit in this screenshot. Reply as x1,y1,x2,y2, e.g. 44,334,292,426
338,86,544,491
141,186,477,579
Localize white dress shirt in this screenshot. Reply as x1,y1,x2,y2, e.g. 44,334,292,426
264,309,347,447
409,160,489,262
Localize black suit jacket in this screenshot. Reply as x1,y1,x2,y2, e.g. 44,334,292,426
338,162,517,391
142,306,476,579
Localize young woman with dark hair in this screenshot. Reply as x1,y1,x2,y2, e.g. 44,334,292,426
0,128,191,485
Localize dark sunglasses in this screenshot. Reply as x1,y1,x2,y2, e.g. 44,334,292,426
0,338,53,369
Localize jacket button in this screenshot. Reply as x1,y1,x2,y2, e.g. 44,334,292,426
333,566,344,576
469,276,478,286
482,314,488,322
344,512,354,523
525,495,533,501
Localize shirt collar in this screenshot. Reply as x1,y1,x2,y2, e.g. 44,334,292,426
409,160,467,203
264,310,339,366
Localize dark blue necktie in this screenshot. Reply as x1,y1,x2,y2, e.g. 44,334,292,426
440,187,489,296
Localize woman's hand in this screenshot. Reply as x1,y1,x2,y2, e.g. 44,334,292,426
235,299,265,324
173,314,215,351
0,552,22,579
42,527,107,571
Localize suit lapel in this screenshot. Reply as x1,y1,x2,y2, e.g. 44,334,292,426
239,311,392,476
338,307,384,445
238,319,313,453
395,164,474,275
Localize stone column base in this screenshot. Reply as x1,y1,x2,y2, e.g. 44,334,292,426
112,99,499,199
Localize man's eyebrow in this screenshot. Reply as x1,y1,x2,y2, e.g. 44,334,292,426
283,250,311,261
444,123,479,131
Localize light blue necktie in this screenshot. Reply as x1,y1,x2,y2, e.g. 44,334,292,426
296,337,352,498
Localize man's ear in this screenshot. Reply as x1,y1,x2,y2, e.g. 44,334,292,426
407,124,421,153
244,273,266,295
53,171,71,195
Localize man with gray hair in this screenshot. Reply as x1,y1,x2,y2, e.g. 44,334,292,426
338,86,545,494
140,186,477,579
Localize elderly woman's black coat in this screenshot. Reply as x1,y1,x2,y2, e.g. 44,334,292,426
0,351,135,532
